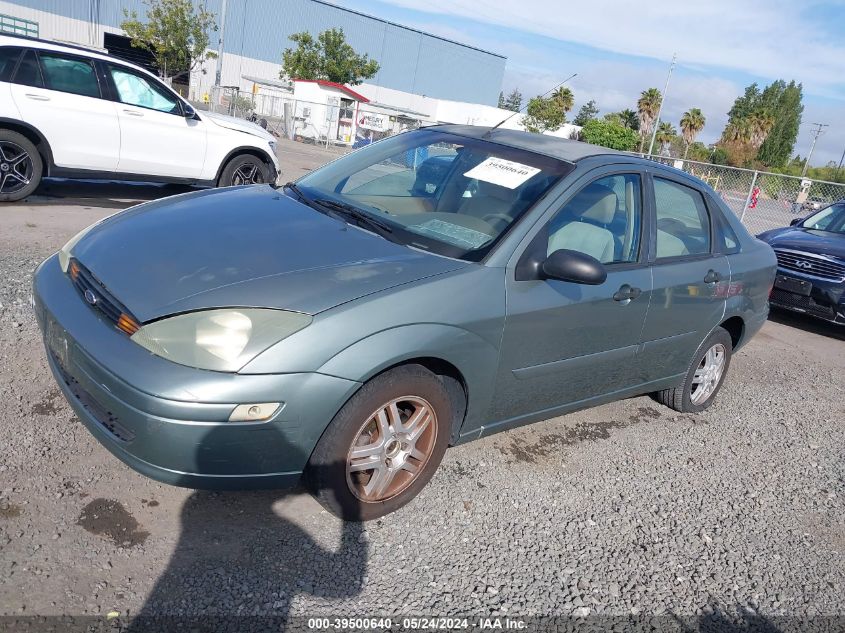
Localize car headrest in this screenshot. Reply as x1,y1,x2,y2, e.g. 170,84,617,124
573,183,617,224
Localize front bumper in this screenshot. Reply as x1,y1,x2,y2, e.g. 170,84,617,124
769,268,845,325
33,254,361,489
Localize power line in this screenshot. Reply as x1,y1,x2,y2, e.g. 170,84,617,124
801,122,828,178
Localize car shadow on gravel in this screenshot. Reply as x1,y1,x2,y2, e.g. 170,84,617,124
27,179,203,209
128,425,367,631
768,307,845,341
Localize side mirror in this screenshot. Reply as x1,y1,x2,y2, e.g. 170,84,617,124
182,102,197,118
789,217,803,227
542,249,607,285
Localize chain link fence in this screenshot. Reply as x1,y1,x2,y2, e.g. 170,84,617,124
642,155,845,235
195,86,424,155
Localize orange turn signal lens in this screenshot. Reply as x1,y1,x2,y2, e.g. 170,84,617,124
117,313,140,335
69,260,80,281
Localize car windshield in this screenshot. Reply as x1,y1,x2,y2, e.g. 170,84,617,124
801,203,845,234
295,129,573,260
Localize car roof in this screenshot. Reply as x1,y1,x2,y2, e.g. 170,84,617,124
425,124,626,163
0,33,157,81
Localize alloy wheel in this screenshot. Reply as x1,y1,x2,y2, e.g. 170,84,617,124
690,343,726,405
0,141,34,195
346,396,437,502
231,162,265,185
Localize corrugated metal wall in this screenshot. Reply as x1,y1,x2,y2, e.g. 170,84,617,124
8,0,506,105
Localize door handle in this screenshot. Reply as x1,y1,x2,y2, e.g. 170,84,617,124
123,109,144,117
704,269,721,284
25,93,50,101
613,284,642,302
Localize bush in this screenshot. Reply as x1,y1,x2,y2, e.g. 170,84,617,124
579,119,639,151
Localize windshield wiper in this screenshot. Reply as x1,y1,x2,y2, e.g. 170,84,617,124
313,198,403,244
283,181,308,202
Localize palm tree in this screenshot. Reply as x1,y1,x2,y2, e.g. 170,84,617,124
747,109,775,148
680,108,706,159
551,87,575,120
637,88,662,152
655,121,677,155
722,118,752,144
618,108,639,131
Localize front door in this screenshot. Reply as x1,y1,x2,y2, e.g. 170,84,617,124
10,49,120,171
104,63,207,179
637,174,730,381
485,171,653,430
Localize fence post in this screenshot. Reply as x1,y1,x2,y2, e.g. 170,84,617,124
740,170,759,222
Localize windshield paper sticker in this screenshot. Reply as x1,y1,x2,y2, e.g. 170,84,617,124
463,157,540,189
411,219,492,249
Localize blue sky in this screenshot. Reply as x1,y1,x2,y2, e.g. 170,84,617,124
334,0,845,166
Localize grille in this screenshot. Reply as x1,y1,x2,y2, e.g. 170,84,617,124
774,250,845,282
770,289,838,321
52,352,136,443
68,259,139,335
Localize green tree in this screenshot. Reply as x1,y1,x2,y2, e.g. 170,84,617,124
551,87,575,114
504,88,523,112
637,88,662,152
579,119,639,151
617,108,639,131
522,87,575,134
572,99,599,127
655,121,678,155
757,80,803,168
498,91,506,109
121,0,217,80
679,108,706,159
281,28,379,85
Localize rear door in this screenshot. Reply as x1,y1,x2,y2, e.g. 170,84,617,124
9,49,120,171
103,63,207,179
637,173,730,382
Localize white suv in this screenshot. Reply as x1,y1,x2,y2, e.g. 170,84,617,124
0,34,280,202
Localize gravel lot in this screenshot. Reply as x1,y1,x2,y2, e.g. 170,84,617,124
1,140,843,630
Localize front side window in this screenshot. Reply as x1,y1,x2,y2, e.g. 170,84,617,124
296,130,573,260
545,173,642,264
108,65,180,114
653,177,711,259
12,49,42,88
802,204,845,234
38,53,99,98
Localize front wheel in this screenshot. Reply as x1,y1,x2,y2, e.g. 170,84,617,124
654,326,733,413
0,130,42,202
217,154,270,187
305,365,452,521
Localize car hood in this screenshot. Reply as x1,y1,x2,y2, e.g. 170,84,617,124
201,110,274,143
757,227,845,261
72,186,468,322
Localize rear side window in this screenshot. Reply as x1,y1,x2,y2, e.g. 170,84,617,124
0,47,21,83
653,177,711,259
12,49,42,88
38,52,100,98
108,65,181,114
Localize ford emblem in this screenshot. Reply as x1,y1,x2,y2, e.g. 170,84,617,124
84,289,98,305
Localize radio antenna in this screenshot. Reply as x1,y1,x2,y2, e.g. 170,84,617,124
484,73,578,138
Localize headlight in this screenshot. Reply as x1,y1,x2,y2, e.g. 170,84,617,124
130,308,311,372
58,224,97,273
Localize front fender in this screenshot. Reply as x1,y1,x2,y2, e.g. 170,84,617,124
317,323,500,441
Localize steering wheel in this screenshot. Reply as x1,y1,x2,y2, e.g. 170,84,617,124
482,213,513,230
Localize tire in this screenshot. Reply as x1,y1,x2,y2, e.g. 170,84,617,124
654,327,733,413
0,130,42,202
217,154,270,188
305,364,452,521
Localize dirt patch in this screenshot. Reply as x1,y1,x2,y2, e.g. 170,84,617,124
629,406,662,424
499,418,630,464
31,389,62,416
0,502,22,519
141,499,159,508
77,498,149,547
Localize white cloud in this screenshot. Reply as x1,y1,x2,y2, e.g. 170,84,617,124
376,0,845,98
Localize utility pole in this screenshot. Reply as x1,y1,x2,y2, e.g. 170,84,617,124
647,53,677,156
801,122,828,178
838,144,844,171
214,0,228,87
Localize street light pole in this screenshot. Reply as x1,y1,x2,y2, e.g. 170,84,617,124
801,123,828,178
214,0,228,87
838,145,845,171
647,53,677,156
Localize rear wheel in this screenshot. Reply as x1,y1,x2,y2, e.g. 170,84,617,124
0,130,42,202
654,327,733,413
217,154,270,188
305,365,451,521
